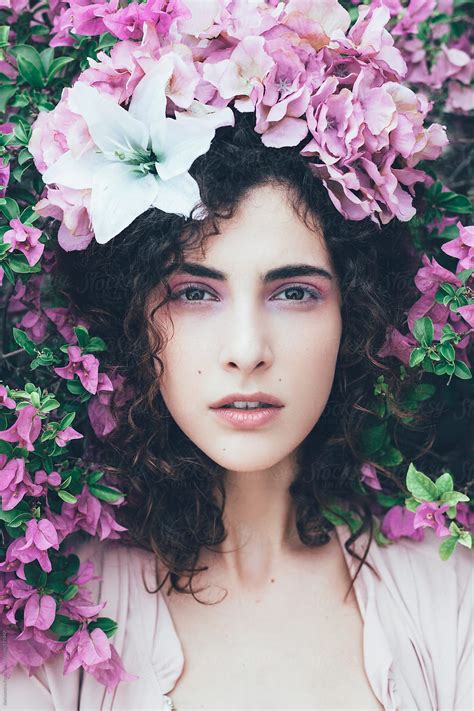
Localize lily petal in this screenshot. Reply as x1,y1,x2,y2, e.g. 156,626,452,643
43,149,105,190
151,172,202,218
67,82,149,157
90,162,159,244
155,116,216,181
128,58,174,157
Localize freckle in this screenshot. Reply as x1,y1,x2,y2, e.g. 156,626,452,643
270,578,275,583
278,378,281,382
198,370,202,374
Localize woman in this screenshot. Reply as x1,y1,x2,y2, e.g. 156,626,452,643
6,111,470,710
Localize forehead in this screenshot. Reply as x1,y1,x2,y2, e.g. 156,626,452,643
185,183,332,271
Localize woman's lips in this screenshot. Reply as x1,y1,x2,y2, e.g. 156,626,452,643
210,406,283,429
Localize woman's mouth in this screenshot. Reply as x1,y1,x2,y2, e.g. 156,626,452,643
210,404,283,429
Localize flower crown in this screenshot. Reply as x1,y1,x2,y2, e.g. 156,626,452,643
29,0,449,251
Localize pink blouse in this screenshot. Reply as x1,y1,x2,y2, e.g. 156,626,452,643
4,524,472,710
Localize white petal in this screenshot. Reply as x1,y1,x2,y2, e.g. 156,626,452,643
68,82,149,157
42,149,105,189
155,117,215,181
128,58,174,156
89,163,159,244
151,172,203,218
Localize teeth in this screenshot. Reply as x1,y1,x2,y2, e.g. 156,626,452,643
224,401,270,409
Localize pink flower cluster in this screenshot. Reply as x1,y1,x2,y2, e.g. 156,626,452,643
378,220,473,367
358,0,474,115
29,0,449,251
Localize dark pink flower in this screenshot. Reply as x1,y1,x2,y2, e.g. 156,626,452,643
55,425,84,448
0,455,43,510
413,501,451,537
441,222,474,272
3,218,44,267
0,404,42,452
456,503,474,533
0,385,16,410
23,593,57,630
381,505,425,541
360,463,382,490
54,345,100,395
43,306,89,343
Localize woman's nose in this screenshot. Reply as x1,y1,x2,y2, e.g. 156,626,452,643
218,303,273,373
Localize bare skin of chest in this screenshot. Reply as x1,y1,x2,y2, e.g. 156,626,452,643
162,541,383,710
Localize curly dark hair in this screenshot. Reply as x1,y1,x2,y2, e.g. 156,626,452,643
53,110,434,602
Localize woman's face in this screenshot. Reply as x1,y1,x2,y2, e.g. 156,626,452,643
150,183,342,473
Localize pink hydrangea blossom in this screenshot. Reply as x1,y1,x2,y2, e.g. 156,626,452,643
0,404,42,452
413,501,451,537
54,346,100,395
3,219,44,267
381,505,425,541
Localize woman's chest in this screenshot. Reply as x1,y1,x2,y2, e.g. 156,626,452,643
164,581,383,710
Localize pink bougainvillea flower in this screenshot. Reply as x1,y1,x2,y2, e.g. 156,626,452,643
3,219,44,267
55,425,84,448
381,505,425,541
455,304,474,329
34,469,61,487
64,627,111,674
441,222,474,272
86,642,139,693
7,520,59,574
0,455,43,510
23,593,57,630
377,326,417,365
0,404,42,452
455,502,474,533
360,463,382,490
0,160,10,197
54,345,100,395
18,308,49,344
44,306,89,343
445,81,474,114
413,501,451,537
0,384,16,409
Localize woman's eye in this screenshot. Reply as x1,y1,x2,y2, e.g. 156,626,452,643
170,284,322,303
272,285,322,302
170,285,216,302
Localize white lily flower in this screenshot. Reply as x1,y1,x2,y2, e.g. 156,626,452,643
42,55,235,245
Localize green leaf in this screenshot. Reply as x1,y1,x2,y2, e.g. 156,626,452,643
87,470,105,485
436,193,472,214
378,446,404,467
439,535,458,561
454,361,472,380
405,463,438,501
438,342,455,362
434,472,453,497
58,490,78,504
359,421,387,456
59,412,76,429
88,484,123,503
74,326,90,348
50,614,80,640
458,532,472,549
0,196,20,219
41,398,61,413
413,317,434,346
87,617,118,639
413,384,436,401
9,253,41,274
62,584,79,601
409,347,426,368
439,491,470,506
85,336,107,353
47,56,74,82
404,497,420,513
12,327,37,356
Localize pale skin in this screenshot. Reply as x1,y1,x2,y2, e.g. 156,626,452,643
148,184,383,710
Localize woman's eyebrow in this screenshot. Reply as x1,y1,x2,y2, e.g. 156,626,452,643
178,262,334,282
